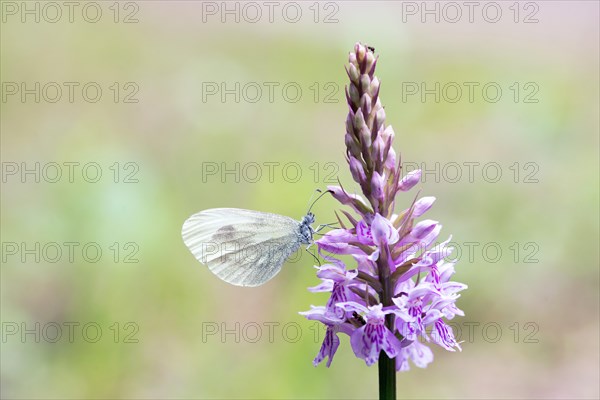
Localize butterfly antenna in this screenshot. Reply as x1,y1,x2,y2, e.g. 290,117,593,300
305,189,321,210
307,189,333,214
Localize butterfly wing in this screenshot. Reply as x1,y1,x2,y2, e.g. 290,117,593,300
181,208,302,287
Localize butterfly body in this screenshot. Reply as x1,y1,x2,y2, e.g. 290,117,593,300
298,212,316,244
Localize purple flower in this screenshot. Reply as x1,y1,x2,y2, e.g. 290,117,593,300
300,43,467,374
316,229,363,256
338,302,403,366
396,340,434,371
316,262,361,318
300,306,355,367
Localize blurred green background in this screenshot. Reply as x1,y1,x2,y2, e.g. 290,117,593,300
1,1,598,399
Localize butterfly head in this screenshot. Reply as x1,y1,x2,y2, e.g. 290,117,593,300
299,212,315,244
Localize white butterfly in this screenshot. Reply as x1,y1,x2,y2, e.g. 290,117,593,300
181,208,316,287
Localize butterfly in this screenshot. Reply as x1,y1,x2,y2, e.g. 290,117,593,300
181,209,315,287
181,191,331,287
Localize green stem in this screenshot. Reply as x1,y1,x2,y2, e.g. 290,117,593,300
378,331,397,399
377,247,396,400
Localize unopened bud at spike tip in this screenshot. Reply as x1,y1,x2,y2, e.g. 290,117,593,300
365,52,376,74
348,63,359,84
349,52,357,65
369,77,380,98
355,43,366,64
360,74,371,94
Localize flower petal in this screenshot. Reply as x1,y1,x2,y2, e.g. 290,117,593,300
336,301,369,314
356,220,375,245
313,327,340,367
299,306,344,325
381,326,402,359
397,341,434,370
430,319,461,351
372,213,399,245
308,280,334,293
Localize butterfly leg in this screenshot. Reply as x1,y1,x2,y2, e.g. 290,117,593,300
314,222,339,233
304,246,321,266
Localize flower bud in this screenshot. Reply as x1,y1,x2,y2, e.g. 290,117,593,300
360,125,372,148
376,107,386,124
398,169,421,192
349,156,367,184
349,84,360,107
368,55,378,78
347,63,359,84
371,171,385,205
372,136,384,162
365,52,376,74
360,74,371,93
413,196,436,217
384,147,397,172
355,43,366,64
354,109,367,132
349,52,357,65
381,125,395,142
360,93,372,117
369,77,380,98
345,133,361,157
411,220,439,240
346,113,354,134
329,185,353,205
328,185,371,215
